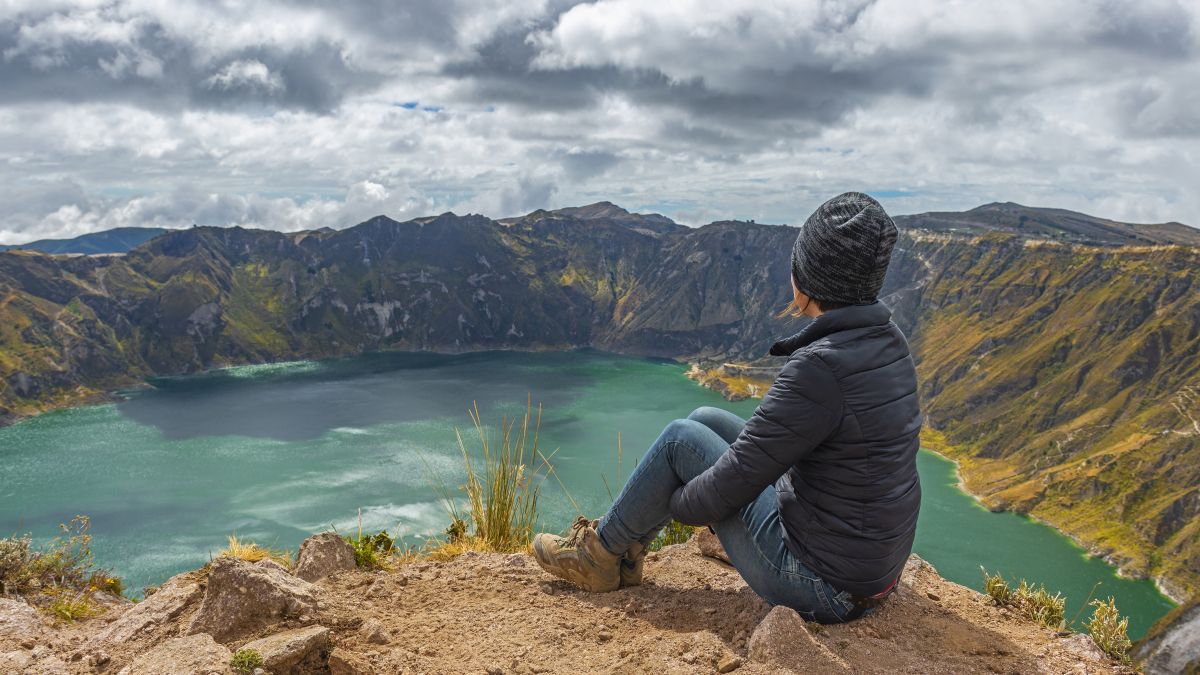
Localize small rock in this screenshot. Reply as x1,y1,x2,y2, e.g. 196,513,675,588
539,583,556,596
486,667,504,675
704,607,717,615
187,557,318,642
717,654,743,673
123,634,231,675
748,606,850,674
681,651,697,664
598,629,613,642
241,625,331,672
366,579,389,598
294,532,358,582
253,669,266,675
361,618,391,644
926,591,942,601
20,638,36,650
695,527,731,564
1057,633,1105,663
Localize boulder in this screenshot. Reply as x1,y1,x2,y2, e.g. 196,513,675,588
694,527,731,564
187,557,318,642
120,633,231,675
240,625,330,672
0,597,43,639
747,606,849,674
87,572,202,648
294,532,357,582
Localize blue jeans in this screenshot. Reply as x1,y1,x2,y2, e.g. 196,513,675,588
597,406,859,623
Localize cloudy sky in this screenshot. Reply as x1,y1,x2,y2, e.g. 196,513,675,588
1,0,1198,243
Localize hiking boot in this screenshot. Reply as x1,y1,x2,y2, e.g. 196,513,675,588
620,541,646,587
532,516,621,592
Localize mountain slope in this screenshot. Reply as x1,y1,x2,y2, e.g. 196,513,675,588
0,227,169,254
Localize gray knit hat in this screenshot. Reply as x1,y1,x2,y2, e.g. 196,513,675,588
791,192,898,305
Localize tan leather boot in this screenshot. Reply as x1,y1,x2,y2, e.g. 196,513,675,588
620,541,646,587
532,516,621,592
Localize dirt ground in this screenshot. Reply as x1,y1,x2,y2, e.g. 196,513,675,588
1,536,1130,674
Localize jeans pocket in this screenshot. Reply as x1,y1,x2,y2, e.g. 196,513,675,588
817,582,856,623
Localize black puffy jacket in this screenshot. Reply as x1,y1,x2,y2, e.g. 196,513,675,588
670,301,922,597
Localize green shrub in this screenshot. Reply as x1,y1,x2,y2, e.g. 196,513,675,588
230,648,264,674
46,589,97,623
648,520,695,552
1087,597,1132,664
344,526,396,570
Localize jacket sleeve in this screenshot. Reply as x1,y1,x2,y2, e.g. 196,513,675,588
669,351,843,526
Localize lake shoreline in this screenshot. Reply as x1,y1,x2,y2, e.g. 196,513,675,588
921,445,1185,607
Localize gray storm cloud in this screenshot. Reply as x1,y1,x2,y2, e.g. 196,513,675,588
0,0,1198,243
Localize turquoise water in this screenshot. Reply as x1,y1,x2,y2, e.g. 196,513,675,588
0,350,1174,637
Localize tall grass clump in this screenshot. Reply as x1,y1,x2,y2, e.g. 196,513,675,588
980,568,1065,629
219,535,292,568
443,399,549,553
1087,597,1132,663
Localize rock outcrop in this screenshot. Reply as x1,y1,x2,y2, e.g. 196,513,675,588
1135,599,1200,675
86,572,202,649
294,532,357,582
187,557,318,641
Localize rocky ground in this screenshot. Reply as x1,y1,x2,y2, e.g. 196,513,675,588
0,532,1131,674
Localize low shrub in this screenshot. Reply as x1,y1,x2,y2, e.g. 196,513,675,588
980,568,1065,629
0,516,121,621
230,648,264,674
1087,597,1132,664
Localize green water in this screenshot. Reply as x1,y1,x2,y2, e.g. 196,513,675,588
0,350,1174,637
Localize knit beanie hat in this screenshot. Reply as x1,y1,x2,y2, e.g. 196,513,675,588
791,192,898,305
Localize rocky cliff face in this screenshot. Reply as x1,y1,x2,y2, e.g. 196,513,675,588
1,202,1198,601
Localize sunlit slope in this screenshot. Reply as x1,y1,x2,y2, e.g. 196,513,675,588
900,233,1200,599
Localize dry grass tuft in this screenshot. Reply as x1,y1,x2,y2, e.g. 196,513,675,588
220,535,292,568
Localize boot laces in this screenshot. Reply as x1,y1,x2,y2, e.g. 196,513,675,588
564,515,593,549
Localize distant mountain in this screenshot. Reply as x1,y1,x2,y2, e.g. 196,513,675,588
499,201,686,236
895,202,1200,247
0,201,1197,600
0,227,169,255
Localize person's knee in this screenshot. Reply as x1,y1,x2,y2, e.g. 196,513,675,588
687,406,722,426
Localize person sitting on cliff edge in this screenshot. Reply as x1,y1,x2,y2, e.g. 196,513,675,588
532,191,922,623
